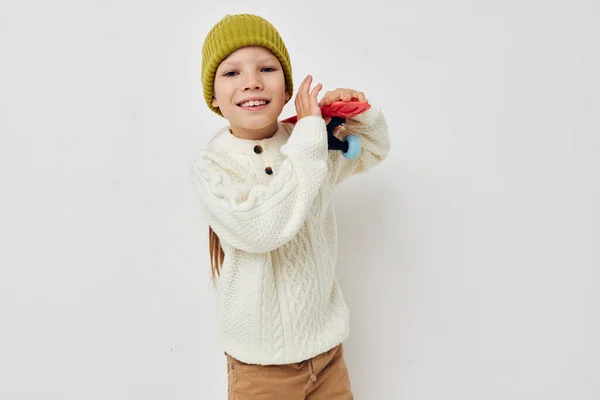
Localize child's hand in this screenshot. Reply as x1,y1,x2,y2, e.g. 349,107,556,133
295,75,323,121
318,88,368,107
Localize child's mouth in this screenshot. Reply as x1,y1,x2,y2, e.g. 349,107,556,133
237,100,270,110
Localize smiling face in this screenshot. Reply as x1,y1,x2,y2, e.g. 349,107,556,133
212,46,290,140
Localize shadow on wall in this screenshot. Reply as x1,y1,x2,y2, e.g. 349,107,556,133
334,171,405,326
332,170,409,394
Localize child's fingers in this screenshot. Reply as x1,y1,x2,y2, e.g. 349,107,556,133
310,84,323,115
295,75,310,108
354,91,367,102
318,96,334,107
316,88,366,107
304,75,313,96
295,75,323,118
296,75,308,96
310,83,322,101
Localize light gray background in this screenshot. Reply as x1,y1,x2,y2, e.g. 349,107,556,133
1,0,599,399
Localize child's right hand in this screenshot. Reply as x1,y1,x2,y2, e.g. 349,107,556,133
295,75,324,121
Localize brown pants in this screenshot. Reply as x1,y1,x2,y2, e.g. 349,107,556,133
225,343,354,399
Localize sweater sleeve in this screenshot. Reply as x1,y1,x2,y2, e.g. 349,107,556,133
329,105,391,186
189,116,329,254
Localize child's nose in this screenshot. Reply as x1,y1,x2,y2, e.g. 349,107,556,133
243,72,263,91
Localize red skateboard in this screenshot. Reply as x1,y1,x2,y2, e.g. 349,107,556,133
282,99,370,159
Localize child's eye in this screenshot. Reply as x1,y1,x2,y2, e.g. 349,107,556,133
261,67,276,72
223,71,238,77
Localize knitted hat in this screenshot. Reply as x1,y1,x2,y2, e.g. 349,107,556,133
201,14,293,116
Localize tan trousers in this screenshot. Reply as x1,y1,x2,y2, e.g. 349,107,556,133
225,343,354,399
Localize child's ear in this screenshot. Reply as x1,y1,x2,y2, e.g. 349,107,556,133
211,95,219,108
285,91,290,102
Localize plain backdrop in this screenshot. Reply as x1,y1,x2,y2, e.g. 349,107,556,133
1,0,599,399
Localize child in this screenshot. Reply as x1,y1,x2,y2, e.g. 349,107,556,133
190,13,390,399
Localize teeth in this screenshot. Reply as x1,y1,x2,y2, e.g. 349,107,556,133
240,100,267,107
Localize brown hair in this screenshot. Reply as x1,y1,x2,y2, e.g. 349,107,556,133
209,226,224,286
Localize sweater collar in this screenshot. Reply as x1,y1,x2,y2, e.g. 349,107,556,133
208,123,290,154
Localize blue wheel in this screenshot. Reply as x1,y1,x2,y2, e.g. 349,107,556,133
342,135,361,159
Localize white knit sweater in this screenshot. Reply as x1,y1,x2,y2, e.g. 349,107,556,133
190,106,390,365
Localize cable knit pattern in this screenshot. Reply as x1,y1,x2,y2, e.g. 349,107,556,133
260,263,285,361
189,107,390,365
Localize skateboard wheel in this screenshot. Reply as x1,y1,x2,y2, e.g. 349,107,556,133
342,135,361,159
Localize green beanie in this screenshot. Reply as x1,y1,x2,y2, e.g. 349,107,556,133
201,14,293,116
